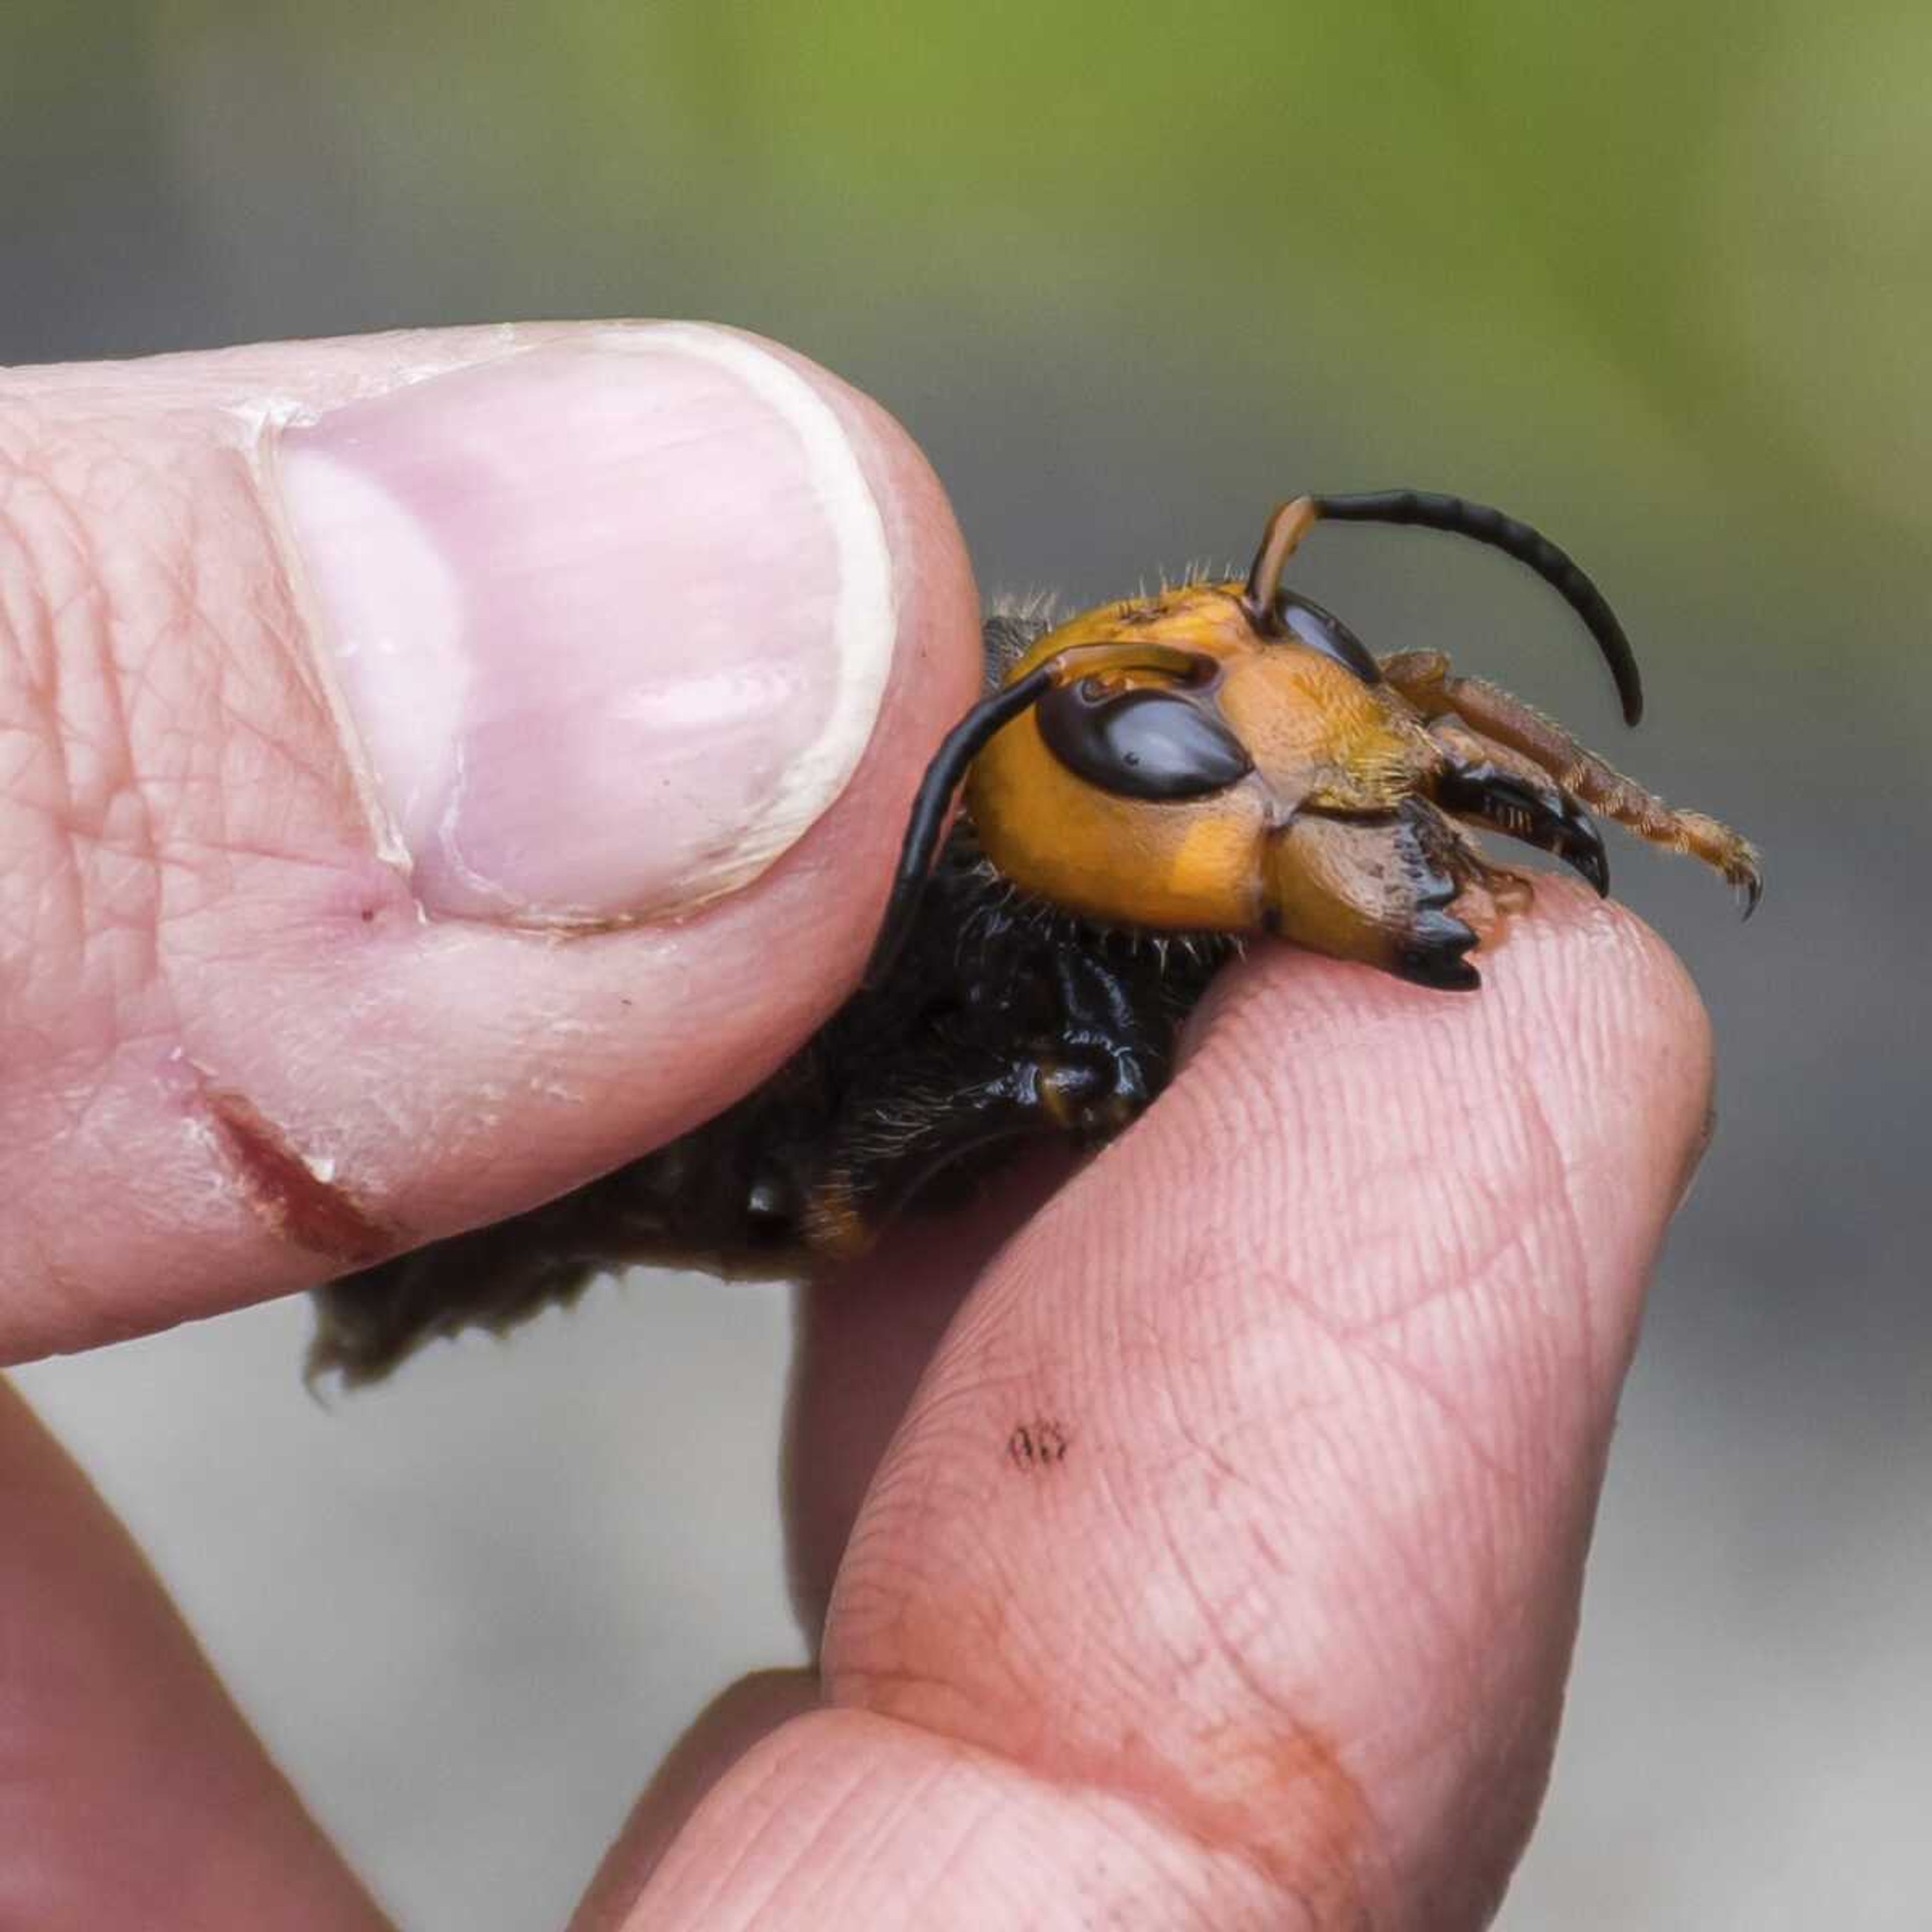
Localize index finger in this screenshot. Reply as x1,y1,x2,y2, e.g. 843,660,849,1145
630,888,1711,1927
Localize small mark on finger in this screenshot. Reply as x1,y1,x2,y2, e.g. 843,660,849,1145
1007,1417,1069,1471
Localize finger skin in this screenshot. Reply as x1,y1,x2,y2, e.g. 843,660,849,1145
783,1150,1081,1640
611,889,1713,1928
0,1380,392,1930
571,1669,822,1932
0,327,979,1358
562,1158,1079,1924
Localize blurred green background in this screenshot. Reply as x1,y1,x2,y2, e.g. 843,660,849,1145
6,4,1928,1928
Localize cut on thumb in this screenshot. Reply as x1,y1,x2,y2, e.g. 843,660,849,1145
0,323,979,1360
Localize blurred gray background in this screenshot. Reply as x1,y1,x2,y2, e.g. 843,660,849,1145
5,3,1927,1926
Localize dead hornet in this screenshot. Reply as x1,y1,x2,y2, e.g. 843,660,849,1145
310,490,1760,1382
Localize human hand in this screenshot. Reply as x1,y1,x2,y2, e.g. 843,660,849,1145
0,325,1711,1929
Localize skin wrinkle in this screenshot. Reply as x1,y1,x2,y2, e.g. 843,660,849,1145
772,1763,908,1927
832,1281,1399,1916
839,1486,1083,1753
1268,1249,1500,1461
1511,1074,1602,1401
1152,1355,1314,1539
686,1735,877,1928
774,1743,951,1924
905,1788,1012,1927
663,1721,826,1926
829,1567,1002,1735
204,502,343,816
1352,1216,1567,1646
820,1752,971,1922
1376,1391,1599,1870
2,454,167,1112
1329,1453,1469,1693
153,491,262,909
1335,1230,1513,1348
72,608,171,1046
1269,1004,1603,1637
1508,1238,1594,1505
1083,1234,1241,1590
992,1396,1145,1732
1333,1284,1522,1483
1055,1467,1173,1759
0,401,375,1334
32,1049,124,1146
1154,1508,1328,1744
1436,1337,1519,1654
3,490,85,979
1259,1367,1484,1700
50,446,175,952
649,1712,1305,1930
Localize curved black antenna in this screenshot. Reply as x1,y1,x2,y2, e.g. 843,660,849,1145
863,640,1221,990
862,665,1056,989
1310,490,1645,727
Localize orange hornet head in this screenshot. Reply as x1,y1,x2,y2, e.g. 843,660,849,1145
867,493,1757,992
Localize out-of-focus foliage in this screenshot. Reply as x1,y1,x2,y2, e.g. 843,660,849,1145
4,0,1927,689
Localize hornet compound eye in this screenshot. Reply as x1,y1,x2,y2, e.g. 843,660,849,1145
1267,590,1382,686
1035,678,1253,801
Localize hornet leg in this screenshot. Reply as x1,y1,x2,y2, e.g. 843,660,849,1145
799,1042,1149,1258
1382,650,1762,908
1425,714,1611,897
803,950,1172,1257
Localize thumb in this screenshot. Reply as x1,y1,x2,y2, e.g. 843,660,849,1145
0,323,979,1360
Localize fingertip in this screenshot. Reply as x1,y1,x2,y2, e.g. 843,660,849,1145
573,1668,822,1930
1192,878,1716,1293
820,884,1726,1916
1476,881,1716,1245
